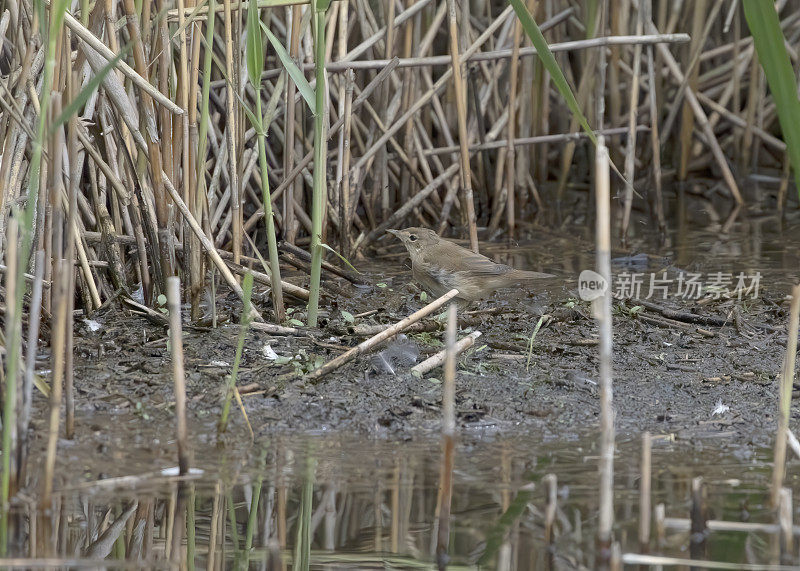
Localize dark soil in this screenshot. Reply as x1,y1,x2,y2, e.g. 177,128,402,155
56,259,797,451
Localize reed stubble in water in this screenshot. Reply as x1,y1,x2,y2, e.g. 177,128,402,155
387,228,553,301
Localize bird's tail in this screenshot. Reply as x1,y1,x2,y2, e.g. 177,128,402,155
509,269,556,281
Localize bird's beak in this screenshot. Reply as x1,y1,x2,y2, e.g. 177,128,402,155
386,229,401,238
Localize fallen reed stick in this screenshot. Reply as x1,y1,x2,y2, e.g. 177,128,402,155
66,11,183,114
411,331,481,376
249,321,304,336
621,554,798,569
167,0,309,20
224,260,310,301
662,517,800,535
305,288,460,382
415,126,647,156
275,33,691,73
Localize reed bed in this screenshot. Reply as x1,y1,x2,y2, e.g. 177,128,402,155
6,0,793,336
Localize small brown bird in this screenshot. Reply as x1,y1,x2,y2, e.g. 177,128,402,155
387,227,553,301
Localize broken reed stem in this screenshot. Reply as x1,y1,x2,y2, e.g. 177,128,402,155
595,137,615,555
639,431,652,552
166,277,189,476
771,283,800,508
412,330,481,376
436,303,456,569
442,303,457,435
779,488,793,560
544,473,557,560
306,288,460,382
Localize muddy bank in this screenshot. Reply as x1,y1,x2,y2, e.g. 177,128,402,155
53,267,795,450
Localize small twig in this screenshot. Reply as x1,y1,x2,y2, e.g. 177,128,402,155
306,289,460,382
412,330,481,376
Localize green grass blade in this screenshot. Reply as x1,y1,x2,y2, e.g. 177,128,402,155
218,272,254,433
261,21,316,114
509,0,597,146
319,242,361,274
743,0,800,198
245,0,263,87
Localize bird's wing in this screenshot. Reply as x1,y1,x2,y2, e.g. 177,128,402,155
420,241,513,277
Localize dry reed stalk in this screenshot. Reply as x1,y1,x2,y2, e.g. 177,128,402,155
17,250,45,486
166,277,190,475
642,0,664,233
678,0,709,181
162,173,262,320
639,431,651,552
375,0,396,221
779,488,793,562
621,2,643,244
506,12,522,236
306,288,459,381
339,70,355,256
595,137,614,558
64,113,79,441
648,21,743,204
772,283,800,508
222,0,241,269
690,477,708,559
283,4,302,244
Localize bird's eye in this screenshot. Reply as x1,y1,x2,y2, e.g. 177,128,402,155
409,234,417,242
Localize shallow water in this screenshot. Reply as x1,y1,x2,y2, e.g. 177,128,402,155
9,423,800,568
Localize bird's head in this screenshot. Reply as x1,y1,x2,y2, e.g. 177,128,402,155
386,227,440,255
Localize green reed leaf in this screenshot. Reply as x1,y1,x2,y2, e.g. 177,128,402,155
245,0,263,88
743,0,800,198
261,21,316,114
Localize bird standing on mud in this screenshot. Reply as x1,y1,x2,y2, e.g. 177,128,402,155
387,227,553,302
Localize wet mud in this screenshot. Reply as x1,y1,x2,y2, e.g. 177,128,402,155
51,231,798,452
